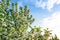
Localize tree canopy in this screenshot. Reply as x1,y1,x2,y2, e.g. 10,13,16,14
0,0,59,40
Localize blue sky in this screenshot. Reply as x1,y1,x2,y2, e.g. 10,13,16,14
11,0,60,38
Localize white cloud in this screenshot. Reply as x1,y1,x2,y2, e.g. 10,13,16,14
40,12,60,38
56,0,60,4
35,0,60,10
36,0,46,9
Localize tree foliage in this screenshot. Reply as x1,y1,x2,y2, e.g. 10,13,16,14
0,0,59,40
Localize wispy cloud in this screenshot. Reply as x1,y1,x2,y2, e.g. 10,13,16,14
35,0,46,9
31,0,60,10
40,12,60,38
